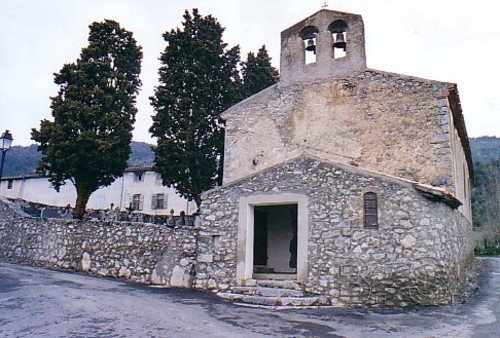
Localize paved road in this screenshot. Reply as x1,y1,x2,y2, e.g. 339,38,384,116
0,258,498,338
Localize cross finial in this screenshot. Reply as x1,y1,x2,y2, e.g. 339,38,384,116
321,1,329,9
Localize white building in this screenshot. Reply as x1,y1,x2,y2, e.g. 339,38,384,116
0,166,197,215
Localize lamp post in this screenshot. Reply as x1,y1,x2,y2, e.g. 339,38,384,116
0,130,14,181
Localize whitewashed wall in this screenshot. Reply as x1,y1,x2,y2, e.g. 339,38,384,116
0,170,197,215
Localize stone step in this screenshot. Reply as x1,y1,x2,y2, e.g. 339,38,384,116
253,266,275,273
217,292,326,307
230,286,305,297
254,279,303,290
253,273,296,280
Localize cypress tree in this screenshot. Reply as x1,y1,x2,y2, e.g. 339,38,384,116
150,9,241,206
32,20,142,219
242,45,279,98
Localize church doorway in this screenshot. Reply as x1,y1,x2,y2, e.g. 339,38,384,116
253,204,298,277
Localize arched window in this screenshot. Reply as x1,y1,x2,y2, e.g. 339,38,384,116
299,26,319,64
363,192,378,227
328,20,348,59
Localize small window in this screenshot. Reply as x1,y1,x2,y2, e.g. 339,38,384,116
131,194,143,211
363,192,378,227
151,193,166,210
155,173,163,186
7,180,13,189
133,172,145,183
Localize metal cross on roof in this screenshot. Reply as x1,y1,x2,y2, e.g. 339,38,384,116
322,1,329,9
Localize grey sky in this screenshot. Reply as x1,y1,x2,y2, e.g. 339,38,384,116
1,0,499,146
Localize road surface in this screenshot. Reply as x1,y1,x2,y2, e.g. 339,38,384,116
0,258,498,337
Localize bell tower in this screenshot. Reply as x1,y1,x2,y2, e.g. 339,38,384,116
280,9,367,84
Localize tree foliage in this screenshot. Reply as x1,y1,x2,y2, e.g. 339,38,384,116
150,9,241,206
242,45,279,98
32,20,142,219
472,158,500,247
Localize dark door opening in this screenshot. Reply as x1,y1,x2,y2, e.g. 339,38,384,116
253,209,268,267
253,204,298,275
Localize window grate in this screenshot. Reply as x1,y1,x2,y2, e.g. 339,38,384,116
363,192,378,227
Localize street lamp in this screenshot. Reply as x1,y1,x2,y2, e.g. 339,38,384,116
0,129,13,181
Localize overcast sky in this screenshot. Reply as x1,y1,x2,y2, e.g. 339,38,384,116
1,0,499,146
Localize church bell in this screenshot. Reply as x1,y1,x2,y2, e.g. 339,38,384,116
305,38,316,54
333,33,346,51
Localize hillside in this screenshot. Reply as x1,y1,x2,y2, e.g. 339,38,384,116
2,141,154,177
128,141,155,167
1,144,41,177
470,136,500,164
470,137,500,250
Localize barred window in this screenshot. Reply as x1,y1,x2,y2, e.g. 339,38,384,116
363,192,378,227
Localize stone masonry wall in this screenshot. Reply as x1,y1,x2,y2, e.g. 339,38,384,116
0,197,196,287
279,10,366,84
222,70,456,196
195,156,474,307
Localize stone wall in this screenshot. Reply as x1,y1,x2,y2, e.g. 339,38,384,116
0,197,196,286
222,70,457,197
195,156,474,307
279,9,366,85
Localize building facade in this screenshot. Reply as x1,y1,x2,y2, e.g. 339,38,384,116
0,9,475,307
0,166,197,215
193,9,474,307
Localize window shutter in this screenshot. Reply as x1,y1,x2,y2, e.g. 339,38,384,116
139,195,144,211
151,194,156,210
161,194,165,209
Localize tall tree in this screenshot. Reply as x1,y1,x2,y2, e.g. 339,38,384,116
242,45,279,98
150,9,241,206
32,20,142,219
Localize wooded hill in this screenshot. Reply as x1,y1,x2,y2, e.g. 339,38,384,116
2,141,155,177
469,136,500,249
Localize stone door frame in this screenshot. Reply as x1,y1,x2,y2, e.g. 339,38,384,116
236,193,309,283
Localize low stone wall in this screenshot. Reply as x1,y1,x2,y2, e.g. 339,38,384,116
0,197,196,286
195,156,475,307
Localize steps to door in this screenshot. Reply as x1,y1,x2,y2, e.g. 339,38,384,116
230,286,304,297
216,279,328,307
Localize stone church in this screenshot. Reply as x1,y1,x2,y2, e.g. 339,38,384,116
194,9,474,307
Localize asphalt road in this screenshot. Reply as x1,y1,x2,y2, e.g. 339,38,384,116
0,258,498,338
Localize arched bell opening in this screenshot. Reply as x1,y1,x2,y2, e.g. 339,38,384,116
328,20,348,59
299,26,319,65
